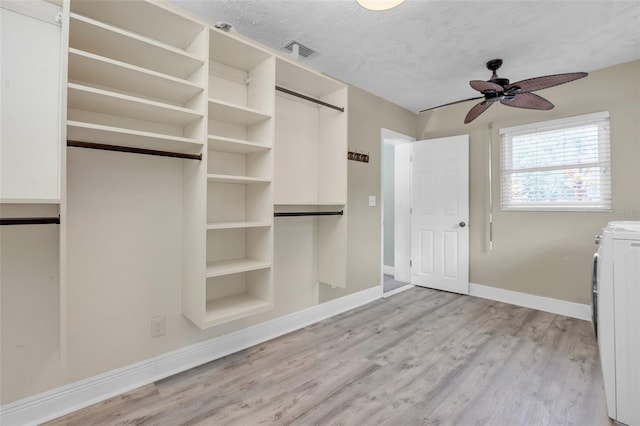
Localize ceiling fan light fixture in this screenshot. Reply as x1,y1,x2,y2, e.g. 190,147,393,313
356,0,405,11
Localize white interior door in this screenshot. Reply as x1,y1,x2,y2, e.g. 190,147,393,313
411,135,469,294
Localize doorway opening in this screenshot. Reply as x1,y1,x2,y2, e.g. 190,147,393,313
381,128,414,296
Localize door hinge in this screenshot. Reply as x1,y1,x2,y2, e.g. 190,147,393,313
410,207,413,214
410,260,412,267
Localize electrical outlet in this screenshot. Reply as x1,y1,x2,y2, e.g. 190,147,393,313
151,316,166,338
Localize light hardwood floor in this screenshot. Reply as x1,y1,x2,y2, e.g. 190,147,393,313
45,288,612,425
383,274,409,293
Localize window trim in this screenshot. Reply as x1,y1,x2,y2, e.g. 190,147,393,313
499,111,611,212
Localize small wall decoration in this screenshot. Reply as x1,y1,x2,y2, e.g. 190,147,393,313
348,150,369,163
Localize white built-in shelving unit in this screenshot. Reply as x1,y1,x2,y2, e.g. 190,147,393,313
181,28,276,329
1,0,350,339
66,2,207,156
274,58,349,288
64,0,208,340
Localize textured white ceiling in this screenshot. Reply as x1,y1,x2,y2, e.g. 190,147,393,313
173,0,640,113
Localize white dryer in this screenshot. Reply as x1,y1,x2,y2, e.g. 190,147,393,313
594,221,640,425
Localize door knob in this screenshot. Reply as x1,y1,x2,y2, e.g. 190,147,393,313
459,222,466,228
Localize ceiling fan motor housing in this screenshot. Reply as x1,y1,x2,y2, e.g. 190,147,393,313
489,77,510,88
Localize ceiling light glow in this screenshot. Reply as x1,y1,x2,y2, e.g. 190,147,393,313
356,0,405,11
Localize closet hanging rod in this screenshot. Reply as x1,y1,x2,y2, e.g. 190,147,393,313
275,86,344,112
1,216,60,226
274,210,343,217
67,141,202,161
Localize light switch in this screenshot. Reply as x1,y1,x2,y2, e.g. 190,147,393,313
368,195,376,207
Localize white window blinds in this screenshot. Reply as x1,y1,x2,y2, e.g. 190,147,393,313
500,112,611,211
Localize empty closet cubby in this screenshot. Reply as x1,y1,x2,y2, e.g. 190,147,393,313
66,1,207,155
205,269,272,325
274,58,348,206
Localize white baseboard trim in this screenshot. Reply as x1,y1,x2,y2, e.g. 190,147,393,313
383,265,394,275
469,282,591,321
1,286,383,426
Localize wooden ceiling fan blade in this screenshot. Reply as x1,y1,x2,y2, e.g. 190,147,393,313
470,80,503,93
419,96,484,113
464,101,491,124
500,92,554,110
507,72,588,93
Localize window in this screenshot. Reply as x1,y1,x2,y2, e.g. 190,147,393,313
500,112,611,211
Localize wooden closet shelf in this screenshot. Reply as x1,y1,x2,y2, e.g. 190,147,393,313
67,121,203,155
68,83,203,126
69,13,204,79
208,98,271,126
69,48,204,105
207,174,271,184
207,221,271,230
206,258,271,278
204,294,271,326
208,135,272,154
70,0,205,51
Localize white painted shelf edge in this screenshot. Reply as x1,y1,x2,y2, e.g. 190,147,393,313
204,294,271,326
208,135,272,154
208,98,272,126
68,48,204,103
68,83,203,126
206,174,271,184
67,121,203,154
206,221,271,230
205,258,271,278
70,12,205,63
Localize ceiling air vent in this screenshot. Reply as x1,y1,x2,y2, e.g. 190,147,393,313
283,40,315,58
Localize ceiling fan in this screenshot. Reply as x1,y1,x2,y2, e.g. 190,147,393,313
420,59,588,124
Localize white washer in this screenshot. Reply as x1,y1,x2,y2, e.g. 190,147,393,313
595,221,640,425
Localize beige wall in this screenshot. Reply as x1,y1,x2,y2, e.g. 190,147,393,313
320,85,417,302
416,60,640,304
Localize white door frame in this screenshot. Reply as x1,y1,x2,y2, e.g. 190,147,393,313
380,128,415,295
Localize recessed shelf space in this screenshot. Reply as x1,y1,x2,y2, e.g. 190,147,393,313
208,135,271,154
209,29,272,73
204,292,271,327
206,258,271,278
208,99,271,126
207,36,274,123
68,83,203,127
70,0,205,52
68,49,204,106
67,121,203,155
204,267,272,327
208,148,271,180
276,57,345,100
274,62,348,205
207,182,271,225
69,13,204,80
